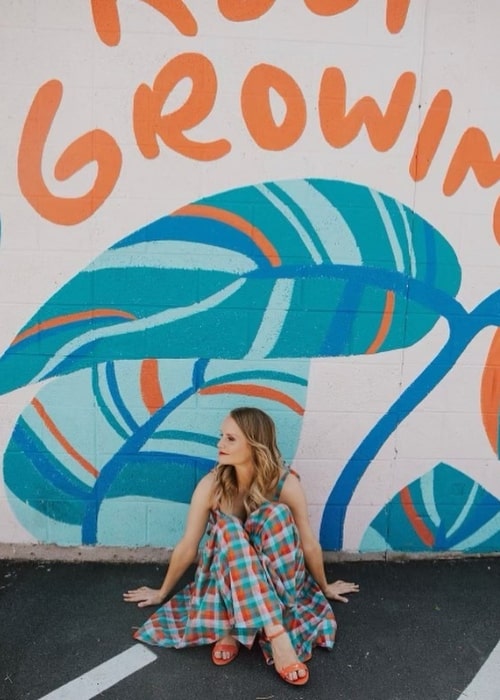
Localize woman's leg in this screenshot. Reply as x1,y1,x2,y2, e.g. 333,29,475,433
245,502,304,603
246,501,335,664
206,512,283,661
263,623,308,683
245,503,309,683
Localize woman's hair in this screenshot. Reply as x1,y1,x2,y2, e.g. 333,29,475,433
212,406,284,515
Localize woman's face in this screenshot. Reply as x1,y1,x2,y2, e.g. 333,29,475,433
217,415,253,469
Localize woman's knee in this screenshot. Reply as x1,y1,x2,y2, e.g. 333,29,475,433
247,502,295,535
262,502,293,523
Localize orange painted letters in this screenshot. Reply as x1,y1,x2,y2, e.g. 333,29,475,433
241,64,307,150
319,67,416,151
91,0,197,45
385,0,411,34
18,80,122,226
133,53,231,161
92,0,410,35
304,0,358,16
443,127,500,244
90,0,121,46
217,0,276,21
142,0,197,35
304,0,410,33
409,90,452,181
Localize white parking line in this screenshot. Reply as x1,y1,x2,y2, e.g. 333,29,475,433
458,640,500,699
37,645,157,700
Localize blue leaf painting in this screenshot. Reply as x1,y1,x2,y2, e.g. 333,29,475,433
361,463,500,553
3,357,308,545
0,179,461,396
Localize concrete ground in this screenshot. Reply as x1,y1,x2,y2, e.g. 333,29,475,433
1,556,499,700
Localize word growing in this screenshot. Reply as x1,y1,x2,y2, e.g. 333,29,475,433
17,0,499,243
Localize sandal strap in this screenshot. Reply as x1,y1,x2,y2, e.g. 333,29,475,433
214,642,238,652
279,662,307,675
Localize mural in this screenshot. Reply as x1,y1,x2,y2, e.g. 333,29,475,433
1,1,499,554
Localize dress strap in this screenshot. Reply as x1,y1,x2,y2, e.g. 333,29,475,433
274,467,300,500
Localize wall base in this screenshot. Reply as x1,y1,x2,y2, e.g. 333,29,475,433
1,542,498,563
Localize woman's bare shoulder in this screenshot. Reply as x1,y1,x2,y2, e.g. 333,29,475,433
200,468,216,484
191,470,216,503
279,468,305,501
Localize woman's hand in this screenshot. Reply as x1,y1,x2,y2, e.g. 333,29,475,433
123,586,164,608
323,580,359,603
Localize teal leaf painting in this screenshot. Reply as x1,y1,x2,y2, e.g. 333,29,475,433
0,179,461,396
361,463,500,553
4,357,308,545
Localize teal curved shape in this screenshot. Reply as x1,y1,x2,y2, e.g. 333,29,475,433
361,463,500,553
0,179,461,395
4,357,308,545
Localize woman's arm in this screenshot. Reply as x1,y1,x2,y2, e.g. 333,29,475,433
123,472,214,607
280,473,359,602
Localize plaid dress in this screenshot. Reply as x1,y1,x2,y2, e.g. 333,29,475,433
133,471,337,662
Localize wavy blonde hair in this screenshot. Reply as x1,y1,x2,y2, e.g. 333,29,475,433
212,407,284,516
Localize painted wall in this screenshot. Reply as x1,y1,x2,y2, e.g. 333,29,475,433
1,0,499,555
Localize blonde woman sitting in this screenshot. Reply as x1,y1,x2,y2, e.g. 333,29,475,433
124,406,359,686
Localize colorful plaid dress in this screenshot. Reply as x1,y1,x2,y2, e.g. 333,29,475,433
133,470,337,662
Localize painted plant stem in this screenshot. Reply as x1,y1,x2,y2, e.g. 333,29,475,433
81,360,209,544
320,290,500,549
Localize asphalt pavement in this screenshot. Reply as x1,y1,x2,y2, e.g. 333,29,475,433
1,556,499,700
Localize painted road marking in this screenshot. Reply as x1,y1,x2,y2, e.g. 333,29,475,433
37,645,157,700
458,640,500,699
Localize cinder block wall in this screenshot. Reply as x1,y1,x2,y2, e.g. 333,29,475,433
1,1,499,559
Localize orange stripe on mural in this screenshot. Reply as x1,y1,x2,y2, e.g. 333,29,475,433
199,383,304,414
140,359,165,414
480,328,500,454
12,309,137,347
400,486,435,547
365,290,395,354
31,398,99,479
173,203,282,267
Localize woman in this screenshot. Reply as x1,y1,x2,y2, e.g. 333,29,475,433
124,406,359,686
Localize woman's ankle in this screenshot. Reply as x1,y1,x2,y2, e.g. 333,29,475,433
264,623,285,640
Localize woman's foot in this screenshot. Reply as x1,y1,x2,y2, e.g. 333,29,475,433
212,635,240,666
266,625,309,686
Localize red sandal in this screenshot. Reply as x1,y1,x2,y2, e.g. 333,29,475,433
212,638,240,666
266,627,309,686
